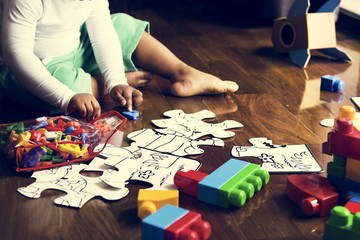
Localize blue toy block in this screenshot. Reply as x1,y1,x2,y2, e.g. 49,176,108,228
122,110,139,120
323,206,360,240
350,193,360,204
198,159,249,205
328,174,360,196
321,75,345,92
142,204,188,240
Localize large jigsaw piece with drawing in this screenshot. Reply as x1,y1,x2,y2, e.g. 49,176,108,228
231,137,322,173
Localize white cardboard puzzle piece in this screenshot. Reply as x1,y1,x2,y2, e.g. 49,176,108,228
126,128,224,156
17,164,129,208
272,0,352,68
151,109,243,139
231,137,322,173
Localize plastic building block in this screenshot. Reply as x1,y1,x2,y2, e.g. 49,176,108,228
321,75,345,92
122,110,139,120
142,204,211,240
174,170,208,197
322,118,360,160
198,159,250,206
327,155,346,178
174,158,269,208
327,174,360,196
165,211,211,240
137,189,179,219
345,200,360,214
323,206,360,240
337,105,360,130
286,174,339,216
346,158,360,183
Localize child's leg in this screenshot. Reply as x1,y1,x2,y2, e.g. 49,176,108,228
132,32,239,96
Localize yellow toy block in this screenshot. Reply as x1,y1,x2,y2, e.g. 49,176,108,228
346,158,360,183
137,189,179,219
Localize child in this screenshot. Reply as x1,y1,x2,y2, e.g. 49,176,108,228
0,0,239,120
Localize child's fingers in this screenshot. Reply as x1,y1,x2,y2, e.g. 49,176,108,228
132,90,143,107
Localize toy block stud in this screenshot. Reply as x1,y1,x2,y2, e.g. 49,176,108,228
338,106,356,120
321,75,345,92
142,204,211,240
165,211,211,240
324,206,360,240
137,189,179,219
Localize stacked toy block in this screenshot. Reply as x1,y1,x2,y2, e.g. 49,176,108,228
174,158,270,208
322,106,360,213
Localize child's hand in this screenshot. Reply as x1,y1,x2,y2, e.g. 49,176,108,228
67,93,101,120
110,84,143,111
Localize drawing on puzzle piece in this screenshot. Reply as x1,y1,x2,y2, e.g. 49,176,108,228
17,163,129,208
126,128,224,156
94,143,201,190
231,137,322,173
151,109,243,139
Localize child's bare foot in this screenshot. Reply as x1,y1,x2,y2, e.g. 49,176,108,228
169,64,239,97
126,70,153,88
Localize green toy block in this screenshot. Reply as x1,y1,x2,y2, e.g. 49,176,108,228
323,206,360,240
218,163,270,208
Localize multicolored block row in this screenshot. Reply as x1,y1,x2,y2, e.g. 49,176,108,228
323,206,360,240
142,204,211,240
174,158,270,208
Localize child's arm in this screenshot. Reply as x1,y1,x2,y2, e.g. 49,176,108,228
1,0,76,113
85,0,140,110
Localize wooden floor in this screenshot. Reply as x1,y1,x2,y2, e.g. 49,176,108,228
1,1,360,239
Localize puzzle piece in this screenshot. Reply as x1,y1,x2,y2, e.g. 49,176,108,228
90,143,201,190
151,109,243,139
126,128,224,157
231,137,322,173
17,163,129,208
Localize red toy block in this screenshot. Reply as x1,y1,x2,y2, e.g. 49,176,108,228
287,174,339,216
345,200,360,214
174,170,208,197
323,118,360,160
165,211,211,240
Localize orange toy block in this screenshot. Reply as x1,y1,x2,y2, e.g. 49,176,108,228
137,189,179,219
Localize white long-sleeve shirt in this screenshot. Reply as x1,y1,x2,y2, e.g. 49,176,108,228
0,0,128,113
